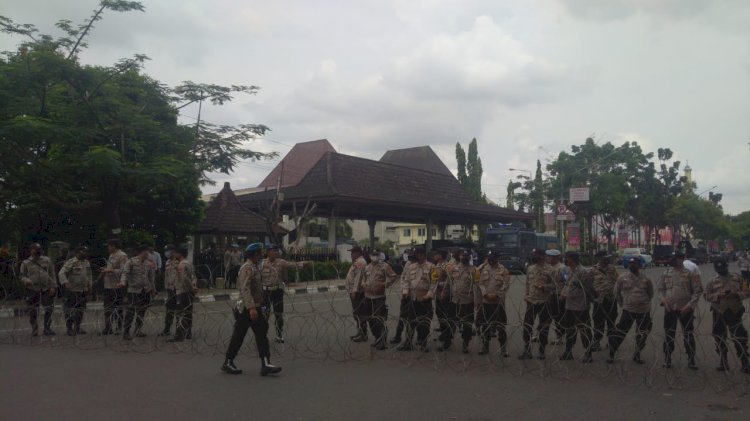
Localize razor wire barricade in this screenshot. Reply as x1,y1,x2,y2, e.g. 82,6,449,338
1,261,749,397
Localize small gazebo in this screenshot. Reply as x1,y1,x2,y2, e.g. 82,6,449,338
194,182,275,253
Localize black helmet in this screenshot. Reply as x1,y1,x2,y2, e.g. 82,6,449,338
713,258,728,271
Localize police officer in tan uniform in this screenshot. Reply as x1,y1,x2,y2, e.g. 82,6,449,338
432,250,452,349
590,251,619,352
658,251,702,369
222,243,281,376
442,249,480,354
20,243,57,337
58,245,93,336
399,247,436,352
159,244,178,337
260,244,309,343
546,249,565,344
560,252,597,363
119,245,156,340
100,239,128,335
607,258,654,364
357,249,397,350
476,251,511,356
391,248,416,345
704,258,750,373
167,245,198,342
347,246,369,342
520,249,555,360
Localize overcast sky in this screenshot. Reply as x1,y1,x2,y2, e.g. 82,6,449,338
3,0,749,214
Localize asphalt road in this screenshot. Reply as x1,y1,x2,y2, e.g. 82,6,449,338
1,263,749,420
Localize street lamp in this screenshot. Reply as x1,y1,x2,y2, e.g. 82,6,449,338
697,185,718,197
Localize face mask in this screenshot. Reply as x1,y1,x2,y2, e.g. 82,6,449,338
31,249,41,256
77,254,86,261
165,251,173,259
370,255,380,263
629,266,639,275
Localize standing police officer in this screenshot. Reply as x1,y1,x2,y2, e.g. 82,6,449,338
590,251,619,352
399,247,436,352
560,252,597,363
167,246,198,342
159,244,178,337
58,245,93,336
432,250,452,350
119,245,156,340
546,249,566,344
222,243,281,376
358,249,397,350
100,239,128,335
658,251,702,369
260,244,309,343
391,248,415,345
444,249,480,354
520,249,554,360
476,251,511,357
347,246,369,342
20,243,57,336
704,258,750,373
607,258,654,364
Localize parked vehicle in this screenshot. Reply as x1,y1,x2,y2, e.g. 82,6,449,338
621,247,652,268
483,224,559,273
653,245,674,266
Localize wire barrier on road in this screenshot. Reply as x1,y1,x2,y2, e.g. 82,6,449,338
1,264,749,397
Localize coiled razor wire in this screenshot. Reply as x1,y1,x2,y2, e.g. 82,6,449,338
1,262,749,397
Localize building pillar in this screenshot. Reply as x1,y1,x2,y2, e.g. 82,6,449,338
328,209,337,248
368,219,376,249
426,217,434,253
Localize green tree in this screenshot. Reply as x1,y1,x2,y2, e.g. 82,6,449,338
0,2,274,248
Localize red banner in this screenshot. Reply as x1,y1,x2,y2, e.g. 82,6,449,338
567,223,580,250
618,228,629,248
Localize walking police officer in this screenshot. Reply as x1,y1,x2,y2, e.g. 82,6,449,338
704,258,750,373
20,243,57,336
222,243,282,376
58,245,93,336
607,258,654,364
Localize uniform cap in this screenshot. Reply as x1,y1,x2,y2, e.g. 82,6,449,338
267,244,280,251
245,243,264,253
673,251,686,258
164,244,176,251
595,250,610,258
74,245,88,252
349,246,363,253
627,257,642,267
486,251,499,260
413,246,426,255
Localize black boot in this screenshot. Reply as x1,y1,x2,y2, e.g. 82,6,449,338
396,341,413,352
478,341,490,356
687,355,698,370
632,351,644,365
560,349,574,361
260,357,282,376
518,344,532,360
716,353,729,372
221,358,242,374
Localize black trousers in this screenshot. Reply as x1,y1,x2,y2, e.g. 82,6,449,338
63,291,87,329
226,265,240,288
408,299,434,347
362,297,388,344
174,292,194,339
123,291,151,334
523,302,552,347
435,298,453,341
163,289,177,333
103,288,124,332
711,308,748,362
225,307,271,361
663,309,696,359
394,297,412,339
608,310,652,356
262,289,284,337
549,298,566,338
441,303,474,346
592,297,618,343
477,303,507,349
26,289,54,330
564,309,592,354
350,291,368,336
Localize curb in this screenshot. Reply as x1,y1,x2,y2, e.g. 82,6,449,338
0,285,347,319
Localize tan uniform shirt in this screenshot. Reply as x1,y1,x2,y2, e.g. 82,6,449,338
164,258,177,291
174,260,198,294
260,258,304,288
58,258,92,292
562,266,596,311
658,266,703,310
525,263,554,304
361,261,397,299
449,263,480,306
224,250,243,271
20,256,56,291
592,264,618,302
549,262,565,296
120,256,156,294
402,260,437,301
477,263,511,304
434,261,450,300
237,260,262,310
704,273,748,313
104,250,128,289
345,257,367,293
615,271,654,314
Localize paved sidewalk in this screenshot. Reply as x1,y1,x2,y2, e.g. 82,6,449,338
0,279,347,318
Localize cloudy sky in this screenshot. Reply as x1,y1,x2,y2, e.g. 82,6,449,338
3,0,749,213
